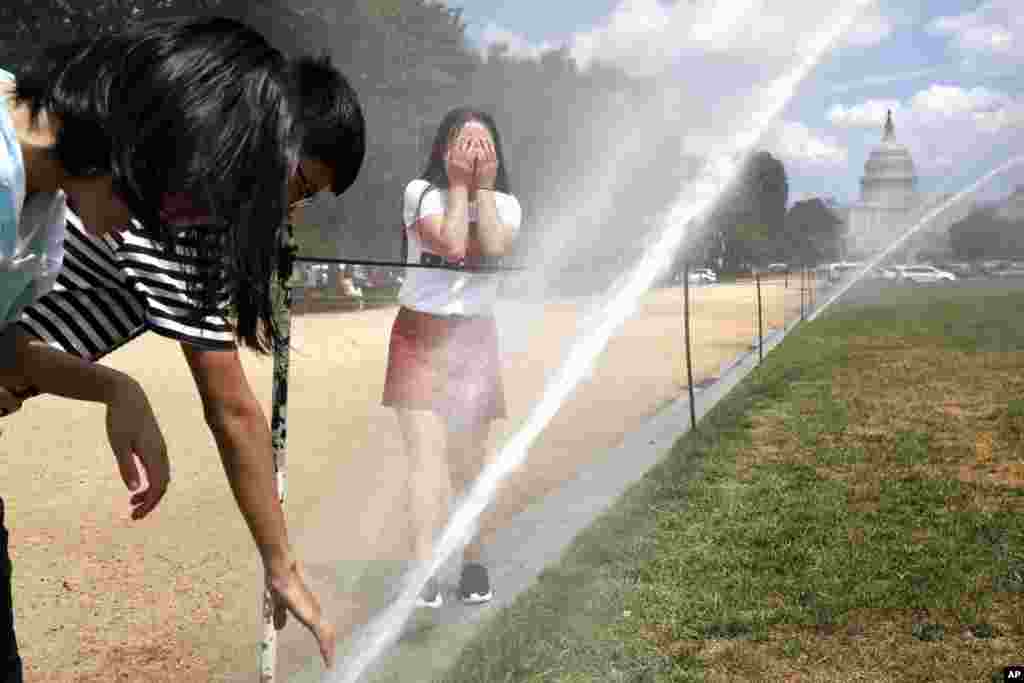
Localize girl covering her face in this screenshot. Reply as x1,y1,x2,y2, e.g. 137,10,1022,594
382,108,521,609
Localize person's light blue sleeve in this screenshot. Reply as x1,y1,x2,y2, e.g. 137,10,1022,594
0,67,19,259
0,68,40,327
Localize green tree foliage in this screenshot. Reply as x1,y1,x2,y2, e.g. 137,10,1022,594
0,1,262,67
784,197,845,266
949,209,1024,261
288,0,481,261
700,151,789,273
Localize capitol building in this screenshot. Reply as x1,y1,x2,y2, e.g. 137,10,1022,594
844,111,968,262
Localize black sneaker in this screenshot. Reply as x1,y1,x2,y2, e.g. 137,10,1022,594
415,576,443,609
458,563,492,604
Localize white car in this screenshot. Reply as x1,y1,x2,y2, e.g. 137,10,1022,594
899,265,956,284
687,267,717,285
827,261,865,282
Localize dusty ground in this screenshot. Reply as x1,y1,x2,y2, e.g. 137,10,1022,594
2,278,805,682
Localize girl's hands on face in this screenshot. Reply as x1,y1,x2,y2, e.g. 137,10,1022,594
460,123,498,191
474,136,498,191
445,129,477,190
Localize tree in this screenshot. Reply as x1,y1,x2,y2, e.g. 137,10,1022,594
949,209,1024,261
784,198,845,266
0,1,327,69
703,150,789,273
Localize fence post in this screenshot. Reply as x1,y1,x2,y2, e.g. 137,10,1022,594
756,270,764,364
683,263,697,431
810,266,816,309
260,225,296,682
800,266,805,321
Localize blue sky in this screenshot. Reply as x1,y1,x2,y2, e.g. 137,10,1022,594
454,0,1024,206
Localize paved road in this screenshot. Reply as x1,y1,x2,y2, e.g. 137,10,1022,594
825,275,1024,308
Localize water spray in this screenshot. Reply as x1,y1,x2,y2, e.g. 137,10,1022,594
808,155,1024,322
327,2,876,681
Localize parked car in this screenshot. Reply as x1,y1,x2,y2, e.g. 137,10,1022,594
688,267,717,285
827,261,863,283
349,264,404,292
302,263,332,288
981,260,1008,274
686,269,713,285
766,263,789,274
899,264,956,284
989,262,1024,278
936,262,973,278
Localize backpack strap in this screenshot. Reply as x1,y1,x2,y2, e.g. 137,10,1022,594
402,182,432,264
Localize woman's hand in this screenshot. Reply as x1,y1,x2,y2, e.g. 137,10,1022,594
445,132,477,190
472,136,498,191
457,125,498,191
268,557,337,668
105,375,170,520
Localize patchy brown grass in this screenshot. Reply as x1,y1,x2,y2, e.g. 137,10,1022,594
670,335,1024,682
749,343,1024,511
647,605,1024,683
701,614,1018,683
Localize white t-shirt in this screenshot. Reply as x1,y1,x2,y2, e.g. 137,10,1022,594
0,68,66,327
398,178,521,316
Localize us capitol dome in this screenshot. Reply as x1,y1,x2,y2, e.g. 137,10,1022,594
845,111,966,261
861,111,917,208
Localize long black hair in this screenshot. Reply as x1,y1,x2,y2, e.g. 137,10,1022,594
15,16,299,353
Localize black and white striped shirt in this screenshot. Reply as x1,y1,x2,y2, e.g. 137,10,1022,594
17,211,235,361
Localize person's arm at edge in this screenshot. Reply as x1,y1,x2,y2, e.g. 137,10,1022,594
180,343,291,572
0,326,169,518
0,326,132,402
179,342,335,665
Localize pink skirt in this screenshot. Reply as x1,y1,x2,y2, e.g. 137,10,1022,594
382,306,506,427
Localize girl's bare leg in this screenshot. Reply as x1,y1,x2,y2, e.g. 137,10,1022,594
446,421,493,564
395,408,450,564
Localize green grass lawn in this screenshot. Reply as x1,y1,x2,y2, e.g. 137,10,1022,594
439,281,1024,683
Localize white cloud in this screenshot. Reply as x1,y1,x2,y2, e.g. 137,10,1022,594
830,85,1022,131
475,0,896,78
478,22,561,61
842,7,895,46
909,84,1010,118
828,84,1024,172
568,0,686,76
828,68,940,95
928,0,1024,60
768,121,848,167
827,99,903,128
